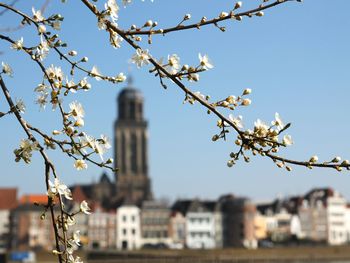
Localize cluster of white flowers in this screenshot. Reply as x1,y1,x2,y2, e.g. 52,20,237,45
69,101,85,127
48,178,72,200
13,139,40,163
79,133,112,161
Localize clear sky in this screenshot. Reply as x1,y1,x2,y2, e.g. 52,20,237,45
1,0,350,203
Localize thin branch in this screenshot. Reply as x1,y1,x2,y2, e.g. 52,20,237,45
80,0,350,172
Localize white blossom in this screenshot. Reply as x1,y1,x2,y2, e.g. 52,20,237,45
2,62,13,76
72,230,81,246
11,37,24,51
74,159,87,170
32,7,44,22
131,48,150,68
15,99,26,113
69,101,85,121
198,53,213,70
274,112,285,130
46,65,63,81
48,178,72,200
91,66,102,81
80,200,91,214
254,119,269,137
282,135,293,146
35,94,48,110
229,114,243,129
167,54,181,74
105,0,119,22
110,32,123,48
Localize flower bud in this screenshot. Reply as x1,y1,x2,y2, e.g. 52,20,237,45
219,12,228,18
341,160,350,166
184,14,191,20
38,24,46,33
227,160,235,167
242,88,252,95
144,20,153,27
52,130,61,135
234,1,242,9
212,135,219,141
68,50,78,56
309,155,318,163
241,98,251,106
331,156,341,163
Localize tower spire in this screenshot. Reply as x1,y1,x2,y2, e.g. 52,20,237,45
127,75,134,86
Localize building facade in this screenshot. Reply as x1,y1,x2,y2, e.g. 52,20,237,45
116,205,141,250
141,200,171,246
0,188,17,252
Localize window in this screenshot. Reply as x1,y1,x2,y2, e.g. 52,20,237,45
132,229,136,235
123,228,127,235
130,133,138,173
122,215,127,222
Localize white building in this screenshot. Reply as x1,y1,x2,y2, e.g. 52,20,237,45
116,205,141,250
185,200,217,249
299,188,347,245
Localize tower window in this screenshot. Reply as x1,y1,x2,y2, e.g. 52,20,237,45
130,133,138,173
130,101,135,119
121,133,126,173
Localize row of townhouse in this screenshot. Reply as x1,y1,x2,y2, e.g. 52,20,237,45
255,188,350,246
3,187,350,251
1,188,257,251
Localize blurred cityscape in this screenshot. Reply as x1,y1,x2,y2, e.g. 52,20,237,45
1,80,350,260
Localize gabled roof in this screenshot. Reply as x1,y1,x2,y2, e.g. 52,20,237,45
19,194,47,205
172,199,218,215
0,188,17,210
99,172,111,184
71,185,88,203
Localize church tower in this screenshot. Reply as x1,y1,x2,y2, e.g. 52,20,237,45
114,78,153,206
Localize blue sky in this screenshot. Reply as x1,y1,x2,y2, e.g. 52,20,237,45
1,0,350,202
